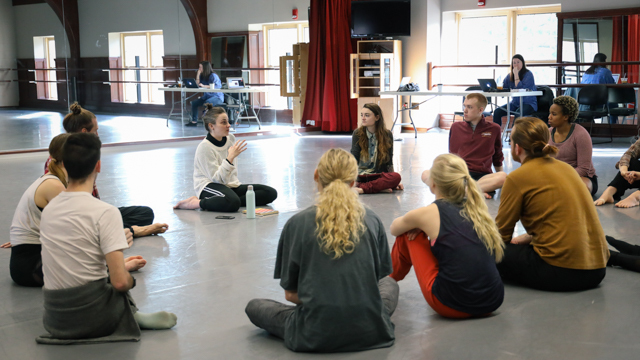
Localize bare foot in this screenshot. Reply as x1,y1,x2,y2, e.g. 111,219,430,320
396,183,404,190
355,188,364,194
381,188,393,193
1,242,11,249
484,193,492,199
125,256,147,272
594,195,614,206
615,196,640,208
132,223,169,237
173,196,201,210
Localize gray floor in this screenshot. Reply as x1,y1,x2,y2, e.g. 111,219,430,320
1,130,640,359
0,109,295,151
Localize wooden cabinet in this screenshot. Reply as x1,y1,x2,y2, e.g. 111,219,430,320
279,43,309,126
350,40,402,132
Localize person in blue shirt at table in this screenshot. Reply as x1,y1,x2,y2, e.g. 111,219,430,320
186,61,224,127
577,53,619,122
492,54,537,127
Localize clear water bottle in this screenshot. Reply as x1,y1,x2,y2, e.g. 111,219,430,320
246,185,256,219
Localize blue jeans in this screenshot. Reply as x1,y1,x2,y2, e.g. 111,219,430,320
492,103,535,126
191,96,223,122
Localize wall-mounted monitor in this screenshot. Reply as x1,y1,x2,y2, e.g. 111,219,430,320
351,0,411,38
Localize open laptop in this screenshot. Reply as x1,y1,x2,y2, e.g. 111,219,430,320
612,73,620,84
227,77,245,89
182,78,199,88
399,76,411,88
478,79,509,92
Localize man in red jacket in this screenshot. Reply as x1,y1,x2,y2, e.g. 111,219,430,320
425,93,506,198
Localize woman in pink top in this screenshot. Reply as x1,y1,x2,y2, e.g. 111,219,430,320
548,96,598,196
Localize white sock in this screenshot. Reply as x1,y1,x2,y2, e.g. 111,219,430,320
134,311,178,330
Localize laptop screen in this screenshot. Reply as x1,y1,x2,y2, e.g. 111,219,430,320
227,77,245,89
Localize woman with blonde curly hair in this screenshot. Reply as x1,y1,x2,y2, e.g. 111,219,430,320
548,95,598,196
245,148,398,352
389,153,504,318
351,103,403,194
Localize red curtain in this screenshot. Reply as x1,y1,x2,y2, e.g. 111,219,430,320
628,15,640,84
611,16,623,76
301,0,357,131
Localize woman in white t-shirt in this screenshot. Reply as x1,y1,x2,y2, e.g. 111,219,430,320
174,104,278,212
4,134,146,287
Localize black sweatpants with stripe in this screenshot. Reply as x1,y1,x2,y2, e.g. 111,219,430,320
199,183,278,212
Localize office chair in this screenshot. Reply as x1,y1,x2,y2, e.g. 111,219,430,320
576,84,611,143
608,87,637,125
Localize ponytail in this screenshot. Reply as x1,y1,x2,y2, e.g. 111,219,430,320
47,133,70,187
315,149,366,259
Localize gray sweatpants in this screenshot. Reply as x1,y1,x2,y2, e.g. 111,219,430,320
245,276,399,339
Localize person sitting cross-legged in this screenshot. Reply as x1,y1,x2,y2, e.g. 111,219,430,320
445,92,506,198
37,133,177,345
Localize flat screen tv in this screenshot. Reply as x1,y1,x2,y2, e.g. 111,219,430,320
351,0,411,38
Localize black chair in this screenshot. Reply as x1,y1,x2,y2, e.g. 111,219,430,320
453,86,493,120
529,86,554,124
576,84,612,143
608,87,637,125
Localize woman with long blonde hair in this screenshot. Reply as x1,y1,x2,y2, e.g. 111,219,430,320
389,153,504,318
351,103,403,194
245,148,398,352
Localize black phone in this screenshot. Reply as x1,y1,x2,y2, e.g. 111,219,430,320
215,215,235,220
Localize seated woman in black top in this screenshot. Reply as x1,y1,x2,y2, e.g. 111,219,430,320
389,153,504,318
245,148,398,352
350,103,403,194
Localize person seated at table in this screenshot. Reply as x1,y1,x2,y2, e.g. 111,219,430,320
350,103,403,194
579,53,619,122
37,133,176,345
389,153,504,319
245,148,398,352
174,104,277,212
492,54,537,127
595,137,640,208
446,93,506,198
44,103,168,239
496,117,609,291
548,95,598,196
186,61,224,127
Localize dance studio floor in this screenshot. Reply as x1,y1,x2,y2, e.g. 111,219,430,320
1,130,640,359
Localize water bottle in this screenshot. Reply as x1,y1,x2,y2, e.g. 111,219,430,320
246,185,256,219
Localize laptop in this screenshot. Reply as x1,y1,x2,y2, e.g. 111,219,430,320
478,79,509,92
399,76,411,88
612,74,620,84
227,77,245,89
182,78,199,88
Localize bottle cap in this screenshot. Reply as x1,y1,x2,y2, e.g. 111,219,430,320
248,185,254,190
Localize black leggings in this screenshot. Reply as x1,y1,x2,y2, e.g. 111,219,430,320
496,243,606,291
199,183,278,212
608,157,640,200
10,244,44,287
606,236,640,273
118,206,154,234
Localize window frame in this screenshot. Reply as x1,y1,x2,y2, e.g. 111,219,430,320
120,30,164,104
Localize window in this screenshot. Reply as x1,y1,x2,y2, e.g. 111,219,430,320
110,31,164,105
33,36,57,100
261,22,309,109
455,6,560,85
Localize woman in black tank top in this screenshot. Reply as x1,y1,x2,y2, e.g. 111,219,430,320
388,154,505,318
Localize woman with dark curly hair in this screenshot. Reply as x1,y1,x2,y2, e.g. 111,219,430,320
548,96,598,196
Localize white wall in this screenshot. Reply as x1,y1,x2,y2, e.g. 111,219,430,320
78,0,195,57
13,4,69,59
207,0,309,32
0,0,18,106
441,0,640,13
